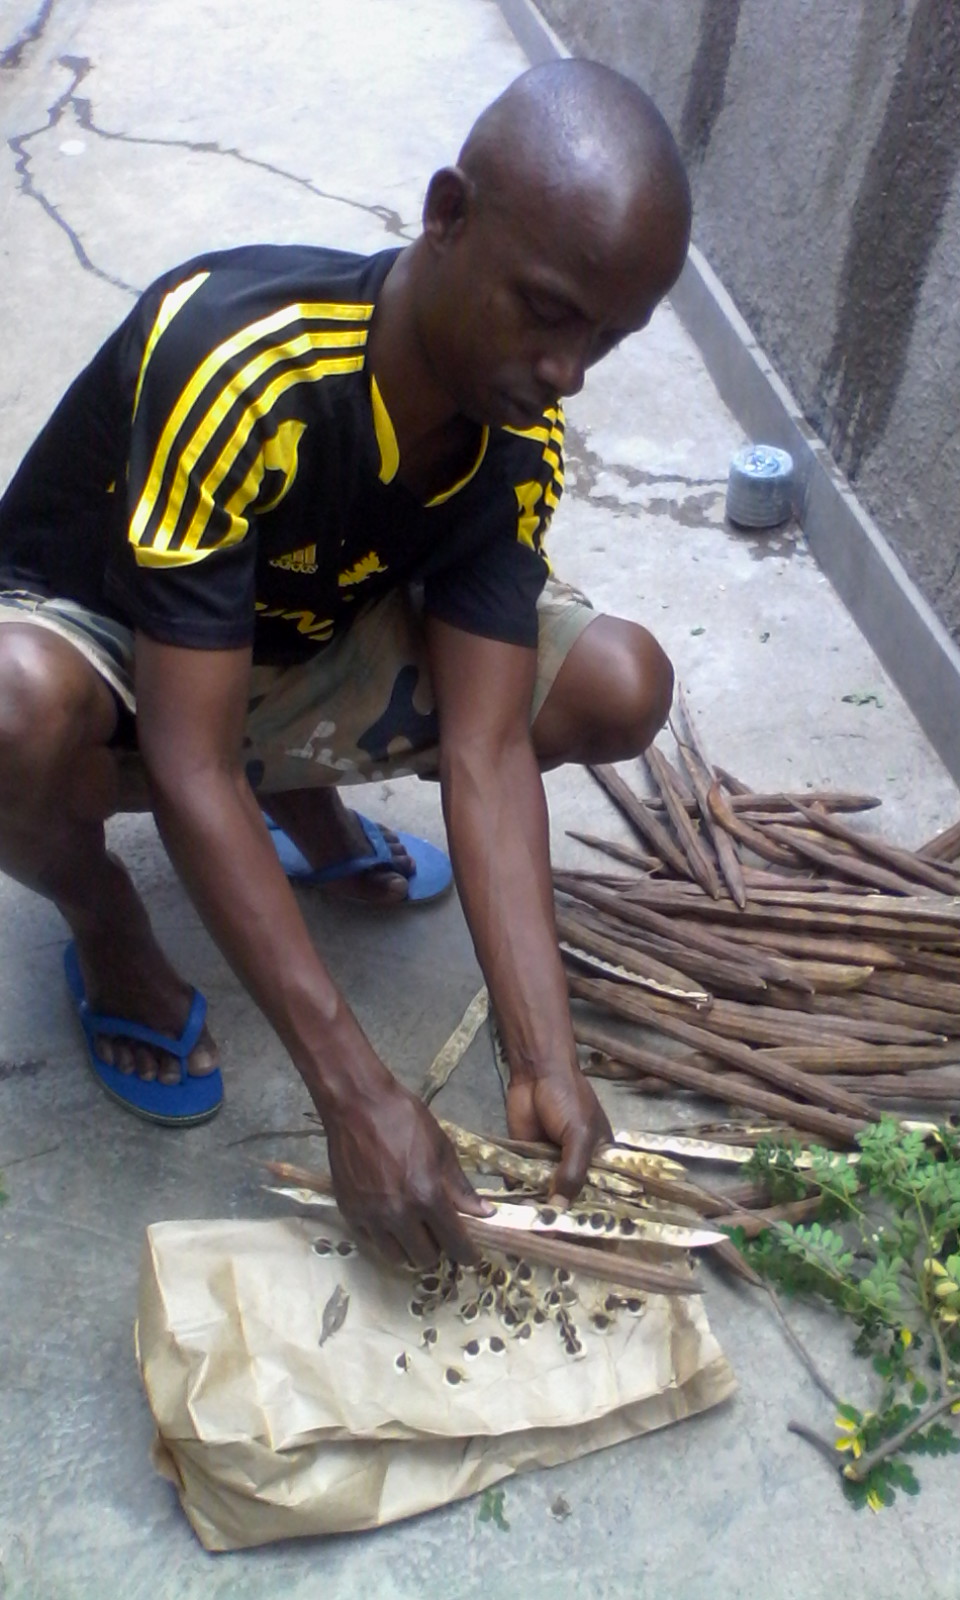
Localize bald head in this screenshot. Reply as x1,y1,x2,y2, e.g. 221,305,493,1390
406,62,691,429
458,60,690,291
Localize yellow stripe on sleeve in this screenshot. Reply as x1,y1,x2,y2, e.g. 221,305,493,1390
130,300,372,549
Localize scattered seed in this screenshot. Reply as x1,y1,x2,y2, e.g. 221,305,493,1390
555,1267,573,1285
620,1219,637,1237
394,1351,411,1373
311,1238,333,1256
513,1322,532,1342
335,1240,357,1257
537,1206,559,1226
590,1312,613,1333
516,1262,534,1284
463,1338,481,1359
459,1300,480,1323
487,1336,507,1355
418,1274,441,1293
444,1366,468,1386
420,1327,438,1348
409,1300,425,1318
624,1297,645,1316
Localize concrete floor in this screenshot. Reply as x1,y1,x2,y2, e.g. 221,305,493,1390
1,2,959,1597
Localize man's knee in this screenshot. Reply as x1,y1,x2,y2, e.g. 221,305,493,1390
591,620,674,757
535,614,674,765
0,626,116,802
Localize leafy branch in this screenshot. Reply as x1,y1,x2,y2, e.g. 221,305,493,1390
728,1118,960,1510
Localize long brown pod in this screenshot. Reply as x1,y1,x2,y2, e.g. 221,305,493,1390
263,1160,702,1294
710,1195,824,1237
554,874,808,991
641,990,944,1049
753,1042,960,1076
830,1070,960,1102
572,1021,868,1146
788,799,960,898
644,744,722,898
644,790,883,817
561,907,771,999
672,688,749,908
567,971,874,1121
588,764,693,879
862,970,960,1015
761,821,926,896
565,831,660,872
555,907,708,998
766,988,960,1037
614,880,960,932
710,920,903,970
707,781,804,869
917,816,960,862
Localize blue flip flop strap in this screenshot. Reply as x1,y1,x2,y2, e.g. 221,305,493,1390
77,989,208,1062
292,813,396,885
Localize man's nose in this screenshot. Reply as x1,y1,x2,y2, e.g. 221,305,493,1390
534,345,587,399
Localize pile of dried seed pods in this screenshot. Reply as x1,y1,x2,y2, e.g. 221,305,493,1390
555,687,960,1145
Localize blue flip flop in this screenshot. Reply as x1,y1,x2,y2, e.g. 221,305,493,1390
63,942,223,1126
266,812,453,904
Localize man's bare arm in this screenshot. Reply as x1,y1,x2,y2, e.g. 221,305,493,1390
133,632,488,1263
425,617,611,1198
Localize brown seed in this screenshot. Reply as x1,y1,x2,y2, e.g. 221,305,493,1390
409,1300,425,1318
444,1366,467,1386
394,1351,411,1373
459,1300,480,1323
335,1240,357,1257
421,1327,438,1347
311,1238,333,1256
487,1335,507,1355
463,1338,481,1358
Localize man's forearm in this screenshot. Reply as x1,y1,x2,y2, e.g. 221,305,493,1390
439,733,577,1080
146,762,392,1113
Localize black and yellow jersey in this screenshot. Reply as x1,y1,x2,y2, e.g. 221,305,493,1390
0,244,564,662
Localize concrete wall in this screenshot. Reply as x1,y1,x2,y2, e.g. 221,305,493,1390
535,0,960,641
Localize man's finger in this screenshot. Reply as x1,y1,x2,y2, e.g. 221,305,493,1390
446,1163,496,1219
549,1123,598,1203
428,1190,481,1266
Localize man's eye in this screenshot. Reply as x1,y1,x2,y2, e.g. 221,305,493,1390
523,295,568,327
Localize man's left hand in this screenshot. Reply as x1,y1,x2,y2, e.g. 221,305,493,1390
505,1066,612,1202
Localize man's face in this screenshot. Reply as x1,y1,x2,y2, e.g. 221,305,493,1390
419,171,687,430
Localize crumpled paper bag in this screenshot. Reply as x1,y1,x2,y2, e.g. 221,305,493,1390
137,1216,734,1550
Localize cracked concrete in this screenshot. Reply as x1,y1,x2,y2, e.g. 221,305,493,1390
1,3,959,1598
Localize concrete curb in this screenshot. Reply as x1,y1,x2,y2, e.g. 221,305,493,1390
495,0,960,789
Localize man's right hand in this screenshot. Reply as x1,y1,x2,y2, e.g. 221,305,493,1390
324,1082,493,1267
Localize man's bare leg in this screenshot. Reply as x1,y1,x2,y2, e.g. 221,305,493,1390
0,624,216,1083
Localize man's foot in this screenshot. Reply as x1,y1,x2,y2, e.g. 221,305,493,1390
262,789,417,906
70,870,218,1084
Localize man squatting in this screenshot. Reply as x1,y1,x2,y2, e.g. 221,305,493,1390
0,61,691,1267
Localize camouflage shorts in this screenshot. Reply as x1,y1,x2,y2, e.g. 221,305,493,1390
0,579,595,792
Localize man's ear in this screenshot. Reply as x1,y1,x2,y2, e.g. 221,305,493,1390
422,166,475,251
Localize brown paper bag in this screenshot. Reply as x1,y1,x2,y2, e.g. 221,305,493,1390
137,1216,734,1550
